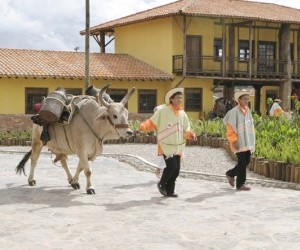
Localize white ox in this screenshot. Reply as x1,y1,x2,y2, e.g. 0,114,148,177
16,85,135,194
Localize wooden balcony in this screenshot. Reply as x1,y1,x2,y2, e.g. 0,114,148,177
173,55,300,81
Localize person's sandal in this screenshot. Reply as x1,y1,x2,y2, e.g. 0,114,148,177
226,175,235,187
237,183,251,191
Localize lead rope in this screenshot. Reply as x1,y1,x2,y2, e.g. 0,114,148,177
106,114,123,138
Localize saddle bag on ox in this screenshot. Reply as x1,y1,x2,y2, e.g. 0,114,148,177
39,89,68,124
31,89,68,143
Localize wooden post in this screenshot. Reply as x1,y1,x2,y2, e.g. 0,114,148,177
248,22,253,77
254,85,262,115
290,164,295,182
183,15,187,77
262,161,270,178
229,25,235,75
198,136,204,146
254,157,264,174
278,23,292,111
294,167,300,183
268,160,276,179
274,161,279,180
274,161,284,180
221,18,226,77
285,165,291,182
249,156,256,171
280,162,287,181
84,0,90,90
100,32,105,53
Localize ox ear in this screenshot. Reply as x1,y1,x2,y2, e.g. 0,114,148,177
99,84,111,108
121,87,136,106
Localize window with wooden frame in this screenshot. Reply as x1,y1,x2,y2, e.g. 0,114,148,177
107,89,128,103
138,89,157,113
25,87,48,114
238,40,255,61
65,88,82,96
185,88,202,111
107,89,128,107
258,41,276,73
214,39,223,60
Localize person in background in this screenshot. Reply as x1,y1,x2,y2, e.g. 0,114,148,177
139,88,195,198
223,93,255,191
269,98,283,117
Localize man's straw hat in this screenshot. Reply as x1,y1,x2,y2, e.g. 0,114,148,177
164,88,184,105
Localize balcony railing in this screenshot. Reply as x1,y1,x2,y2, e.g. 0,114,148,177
173,55,300,80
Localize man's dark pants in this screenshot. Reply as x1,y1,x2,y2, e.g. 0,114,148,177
159,155,181,195
226,150,251,189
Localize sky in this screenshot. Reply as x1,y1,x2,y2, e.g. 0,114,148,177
0,0,300,53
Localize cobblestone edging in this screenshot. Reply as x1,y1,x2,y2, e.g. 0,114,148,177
103,153,300,191
2,149,300,191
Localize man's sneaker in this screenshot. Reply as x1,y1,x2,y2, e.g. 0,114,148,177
157,183,167,196
226,175,235,187
167,193,178,198
237,183,251,191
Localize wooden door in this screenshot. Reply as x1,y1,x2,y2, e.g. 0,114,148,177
186,35,202,73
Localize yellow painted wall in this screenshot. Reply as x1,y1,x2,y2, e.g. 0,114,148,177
114,16,217,117
115,18,173,73
0,77,172,114
0,78,86,114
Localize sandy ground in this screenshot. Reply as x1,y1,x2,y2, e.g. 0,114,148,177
0,151,300,250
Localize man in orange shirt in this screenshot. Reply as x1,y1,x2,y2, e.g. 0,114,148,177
223,94,255,191
139,88,195,197
269,99,283,117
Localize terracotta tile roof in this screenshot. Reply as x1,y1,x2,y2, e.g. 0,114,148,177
86,0,300,35
0,48,173,81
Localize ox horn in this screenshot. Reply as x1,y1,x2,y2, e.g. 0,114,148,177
121,87,136,106
99,84,111,108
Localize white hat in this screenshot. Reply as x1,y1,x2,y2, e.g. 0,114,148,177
235,93,249,102
274,98,282,103
164,88,184,105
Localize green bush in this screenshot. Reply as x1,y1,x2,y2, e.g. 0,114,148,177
0,130,32,141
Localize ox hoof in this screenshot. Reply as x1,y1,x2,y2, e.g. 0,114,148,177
28,180,36,186
87,189,95,194
71,183,80,190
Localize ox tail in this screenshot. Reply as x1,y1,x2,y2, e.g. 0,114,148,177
15,150,32,176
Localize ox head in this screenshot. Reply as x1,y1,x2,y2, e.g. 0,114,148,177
97,84,135,138
85,85,114,103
